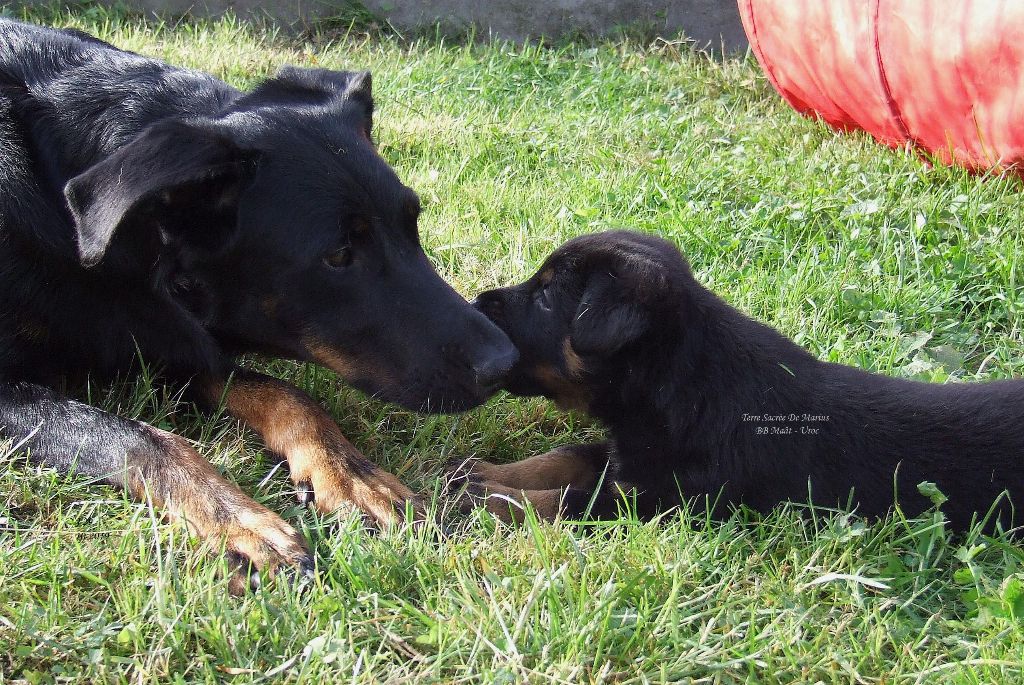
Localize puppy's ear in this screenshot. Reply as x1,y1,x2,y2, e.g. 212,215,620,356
569,272,649,356
569,250,670,356
252,66,374,140
65,120,256,268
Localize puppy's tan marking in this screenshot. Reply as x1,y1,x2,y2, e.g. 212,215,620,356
460,446,601,490
205,371,418,528
562,336,585,378
533,365,591,413
465,481,565,523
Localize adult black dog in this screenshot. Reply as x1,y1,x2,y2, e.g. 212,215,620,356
455,230,1024,530
0,19,517,590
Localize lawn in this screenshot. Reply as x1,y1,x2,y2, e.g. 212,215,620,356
2,5,1023,683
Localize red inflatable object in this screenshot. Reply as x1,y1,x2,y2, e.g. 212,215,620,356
738,0,1024,174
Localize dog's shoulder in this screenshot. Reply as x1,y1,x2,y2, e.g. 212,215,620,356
1,19,112,80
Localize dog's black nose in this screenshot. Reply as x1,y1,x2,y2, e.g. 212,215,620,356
472,345,519,389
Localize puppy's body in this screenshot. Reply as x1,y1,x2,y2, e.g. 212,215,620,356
467,231,1024,529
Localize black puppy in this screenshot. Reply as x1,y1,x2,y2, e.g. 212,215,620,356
457,230,1024,530
0,20,516,590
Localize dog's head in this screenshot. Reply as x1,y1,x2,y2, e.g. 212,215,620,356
474,230,690,412
63,67,516,412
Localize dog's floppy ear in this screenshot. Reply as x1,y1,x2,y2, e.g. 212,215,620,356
65,119,256,268
569,251,669,356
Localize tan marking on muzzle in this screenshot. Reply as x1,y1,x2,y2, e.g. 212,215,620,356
302,337,363,380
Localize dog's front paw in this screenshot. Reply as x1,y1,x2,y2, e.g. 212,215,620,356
218,508,314,595
295,461,426,531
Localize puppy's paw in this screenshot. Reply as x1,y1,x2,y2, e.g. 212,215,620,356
443,456,482,486
443,477,506,519
444,456,506,487
442,458,502,516
447,478,568,524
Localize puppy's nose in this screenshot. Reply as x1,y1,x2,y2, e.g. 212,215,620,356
472,289,505,320
472,344,519,390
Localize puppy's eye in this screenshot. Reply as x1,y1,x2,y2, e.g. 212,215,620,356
323,246,353,269
535,283,553,311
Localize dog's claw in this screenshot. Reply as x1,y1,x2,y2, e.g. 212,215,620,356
219,512,314,595
296,480,315,505
225,550,316,594
277,555,316,589
225,551,259,595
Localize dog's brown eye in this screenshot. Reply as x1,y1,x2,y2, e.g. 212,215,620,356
323,246,353,269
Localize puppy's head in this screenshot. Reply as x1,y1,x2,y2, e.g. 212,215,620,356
475,230,690,412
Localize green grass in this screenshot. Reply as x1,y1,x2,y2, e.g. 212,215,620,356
3,6,1024,683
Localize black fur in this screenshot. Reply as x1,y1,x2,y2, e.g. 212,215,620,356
476,230,1024,530
0,19,516,549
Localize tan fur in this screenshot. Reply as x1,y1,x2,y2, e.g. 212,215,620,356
204,373,417,528
463,447,599,490
302,338,362,379
126,427,310,594
468,481,565,523
534,365,591,413
562,337,585,378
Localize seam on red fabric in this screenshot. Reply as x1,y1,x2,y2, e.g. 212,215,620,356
873,0,914,145
744,0,786,100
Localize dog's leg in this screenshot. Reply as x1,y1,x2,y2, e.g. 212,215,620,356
456,481,567,522
0,381,311,593
448,442,610,490
448,443,632,523
203,369,420,528
456,479,628,523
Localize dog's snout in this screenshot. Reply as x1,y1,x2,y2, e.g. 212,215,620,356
472,345,519,389
467,289,519,389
